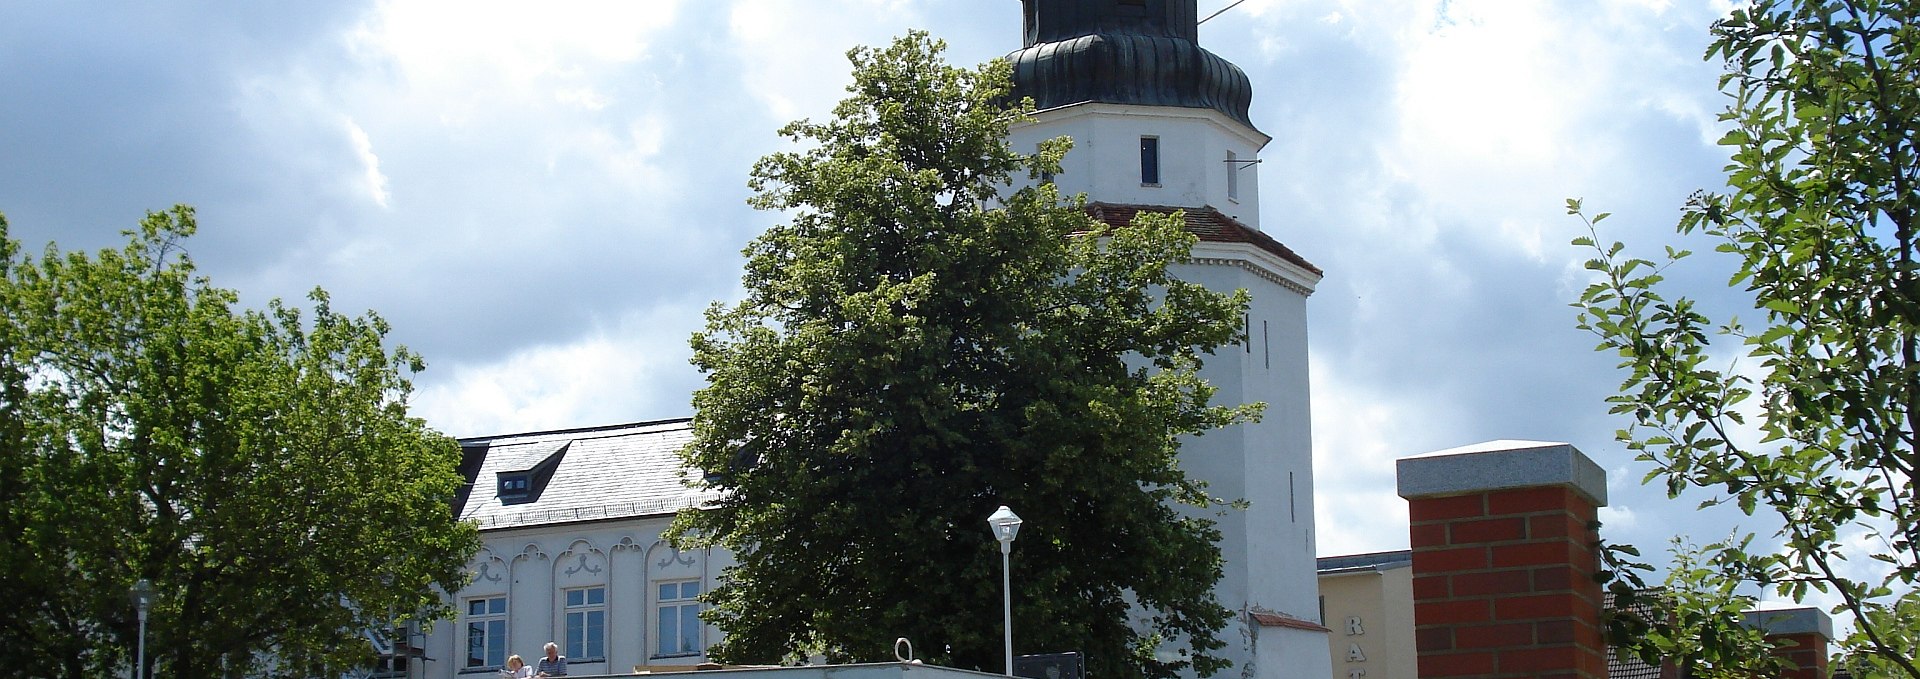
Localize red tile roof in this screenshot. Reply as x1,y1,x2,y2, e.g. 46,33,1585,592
1249,611,1332,633
1083,202,1321,276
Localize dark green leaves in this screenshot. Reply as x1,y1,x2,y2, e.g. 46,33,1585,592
0,207,480,678
673,33,1248,679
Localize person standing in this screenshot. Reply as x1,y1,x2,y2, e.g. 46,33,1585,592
535,642,567,677
501,655,532,679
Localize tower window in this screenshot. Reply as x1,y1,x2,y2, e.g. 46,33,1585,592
1226,150,1240,200
1140,136,1160,186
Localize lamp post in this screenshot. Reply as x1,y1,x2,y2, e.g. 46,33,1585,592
986,506,1023,677
130,578,152,679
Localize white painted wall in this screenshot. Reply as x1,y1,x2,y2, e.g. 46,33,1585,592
419,517,732,679
1005,103,1268,230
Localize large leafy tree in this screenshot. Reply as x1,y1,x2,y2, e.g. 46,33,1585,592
0,207,480,678
671,33,1252,679
1571,1,1918,676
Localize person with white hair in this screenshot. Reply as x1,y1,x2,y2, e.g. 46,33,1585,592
535,642,567,677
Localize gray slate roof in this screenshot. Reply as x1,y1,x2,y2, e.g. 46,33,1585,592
458,419,715,531
1315,550,1412,575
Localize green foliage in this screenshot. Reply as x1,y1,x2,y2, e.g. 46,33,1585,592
1570,1,1919,675
670,33,1251,679
1598,539,1791,678
0,207,481,678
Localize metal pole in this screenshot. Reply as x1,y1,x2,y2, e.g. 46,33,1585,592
1001,541,1013,677
136,607,147,679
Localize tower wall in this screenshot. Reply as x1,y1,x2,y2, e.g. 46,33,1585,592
1002,3,1327,677
1007,104,1267,229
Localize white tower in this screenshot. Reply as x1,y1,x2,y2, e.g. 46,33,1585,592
1003,3,1329,678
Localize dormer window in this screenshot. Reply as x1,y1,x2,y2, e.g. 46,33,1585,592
490,439,570,506
499,474,530,499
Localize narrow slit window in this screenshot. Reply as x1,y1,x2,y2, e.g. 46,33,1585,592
1289,471,1297,522
1140,136,1160,185
1263,320,1271,369
1226,150,1240,200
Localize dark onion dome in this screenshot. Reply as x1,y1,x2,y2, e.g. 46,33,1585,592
1005,0,1257,129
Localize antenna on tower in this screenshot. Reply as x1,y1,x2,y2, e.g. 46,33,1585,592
1199,0,1250,25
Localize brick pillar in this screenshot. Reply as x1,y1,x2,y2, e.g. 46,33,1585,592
1396,440,1610,679
1745,608,1832,679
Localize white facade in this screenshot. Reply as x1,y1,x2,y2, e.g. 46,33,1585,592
1007,103,1269,229
415,421,733,679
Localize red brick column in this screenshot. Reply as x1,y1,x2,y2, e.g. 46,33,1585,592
1745,608,1832,679
1397,441,1610,679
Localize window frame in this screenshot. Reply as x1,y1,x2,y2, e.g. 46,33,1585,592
465,596,508,669
498,474,530,499
653,580,704,658
1140,136,1161,186
564,585,607,661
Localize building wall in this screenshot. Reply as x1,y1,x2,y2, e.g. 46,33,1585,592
419,516,731,679
1006,103,1268,230
1318,568,1417,679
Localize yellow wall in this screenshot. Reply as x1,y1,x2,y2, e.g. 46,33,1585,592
1317,565,1415,679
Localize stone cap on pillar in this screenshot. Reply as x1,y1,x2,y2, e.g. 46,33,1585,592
1743,607,1834,640
1396,439,1608,507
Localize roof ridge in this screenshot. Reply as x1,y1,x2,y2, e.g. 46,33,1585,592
459,416,692,445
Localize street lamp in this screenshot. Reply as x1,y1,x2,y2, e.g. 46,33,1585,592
986,506,1023,677
130,578,152,679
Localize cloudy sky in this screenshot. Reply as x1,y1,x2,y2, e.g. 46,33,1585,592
6,0,1845,598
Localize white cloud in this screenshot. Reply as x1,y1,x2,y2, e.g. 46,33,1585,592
1309,355,1464,555
1598,505,1639,532
726,0,926,123
343,117,390,208
412,303,705,437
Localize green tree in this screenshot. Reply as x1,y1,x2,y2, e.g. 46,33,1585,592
0,207,480,678
1570,1,1918,676
670,33,1252,679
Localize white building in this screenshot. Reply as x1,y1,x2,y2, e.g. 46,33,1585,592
415,419,728,677
417,2,1330,678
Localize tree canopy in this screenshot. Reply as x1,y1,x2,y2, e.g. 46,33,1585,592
1571,1,1918,676
670,33,1254,679
0,207,480,678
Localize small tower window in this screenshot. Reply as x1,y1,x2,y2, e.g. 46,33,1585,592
1226,150,1240,200
1140,136,1160,186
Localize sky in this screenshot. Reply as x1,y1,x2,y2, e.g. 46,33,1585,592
3,0,1860,609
